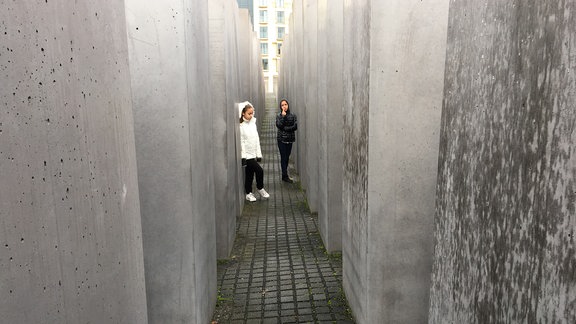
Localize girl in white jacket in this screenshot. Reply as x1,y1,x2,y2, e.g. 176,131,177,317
240,103,270,201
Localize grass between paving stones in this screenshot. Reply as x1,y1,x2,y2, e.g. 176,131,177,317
302,225,354,322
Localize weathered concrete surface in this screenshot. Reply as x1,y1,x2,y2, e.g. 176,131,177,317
430,2,576,323
317,0,344,252
341,1,371,322
0,1,148,323
124,0,217,322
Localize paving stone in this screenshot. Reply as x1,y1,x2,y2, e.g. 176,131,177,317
281,308,297,316
297,314,314,322
281,302,296,310
264,303,279,312
280,295,294,304
316,313,334,321
248,299,261,306
313,293,327,301
314,301,330,309
263,311,279,319
315,306,331,314
231,311,245,320
298,307,313,315
264,296,277,305
246,311,261,320
296,294,310,302
279,316,298,323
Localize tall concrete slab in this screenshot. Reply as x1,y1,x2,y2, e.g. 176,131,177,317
281,0,448,320
430,2,576,323
0,1,147,323
209,0,240,258
237,9,252,208
317,0,344,252
366,1,449,322
291,0,305,176
341,0,449,322
237,8,265,116
302,0,319,212
253,39,266,124
238,9,254,109
241,7,265,115
225,0,245,219
341,1,371,321
209,0,264,258
124,0,217,322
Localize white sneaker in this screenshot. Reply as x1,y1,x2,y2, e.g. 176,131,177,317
257,188,269,199
246,192,256,202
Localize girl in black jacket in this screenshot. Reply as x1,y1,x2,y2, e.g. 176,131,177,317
275,99,297,183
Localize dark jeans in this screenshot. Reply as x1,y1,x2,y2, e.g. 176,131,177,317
244,158,263,194
277,140,293,178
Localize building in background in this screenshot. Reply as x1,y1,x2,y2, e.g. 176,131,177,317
251,0,292,93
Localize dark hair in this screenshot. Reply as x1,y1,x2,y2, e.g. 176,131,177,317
279,99,289,111
239,104,253,123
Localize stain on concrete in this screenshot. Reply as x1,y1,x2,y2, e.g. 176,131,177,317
430,2,576,323
341,1,370,323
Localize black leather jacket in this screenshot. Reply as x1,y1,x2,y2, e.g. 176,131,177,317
276,111,297,143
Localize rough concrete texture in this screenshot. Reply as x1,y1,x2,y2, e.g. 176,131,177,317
316,0,344,252
124,0,219,322
0,1,148,323
280,0,449,322
341,1,371,322
430,2,576,323
209,0,264,259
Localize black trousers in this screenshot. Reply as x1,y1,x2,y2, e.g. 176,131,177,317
244,158,263,194
277,140,293,178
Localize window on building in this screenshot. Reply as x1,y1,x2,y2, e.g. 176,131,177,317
277,27,285,39
260,10,267,22
262,58,269,70
276,0,284,7
260,42,268,55
277,42,282,55
277,11,284,24
260,26,268,38
259,0,267,6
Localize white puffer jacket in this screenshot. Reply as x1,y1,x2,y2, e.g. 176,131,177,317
240,117,262,159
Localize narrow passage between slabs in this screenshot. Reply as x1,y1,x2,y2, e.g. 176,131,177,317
212,96,355,323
